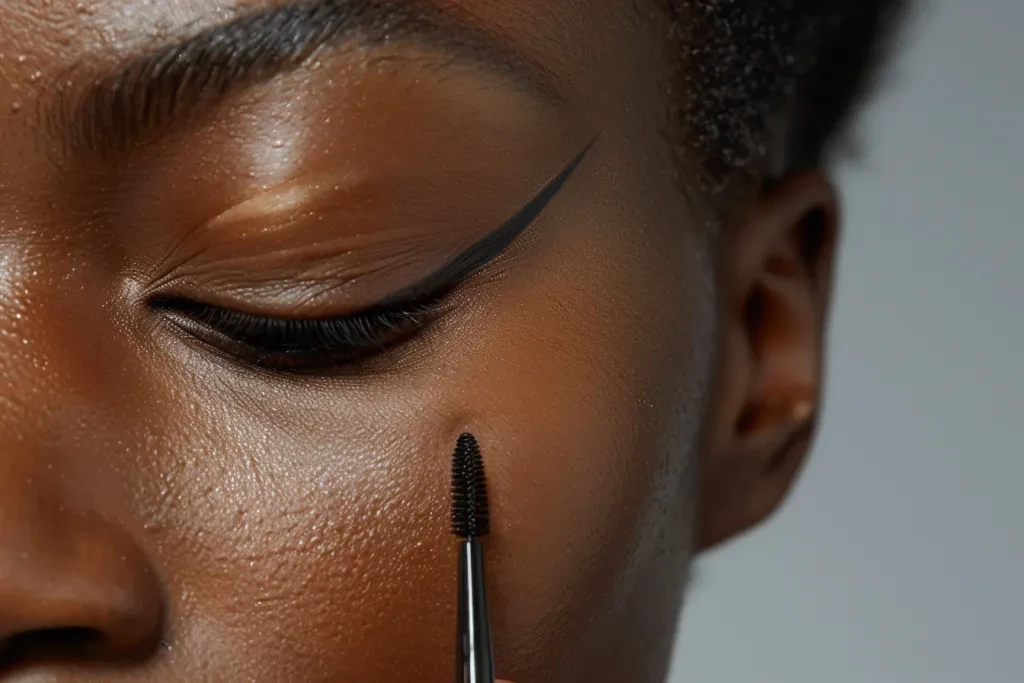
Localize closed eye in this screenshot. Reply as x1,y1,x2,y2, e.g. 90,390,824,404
151,137,595,374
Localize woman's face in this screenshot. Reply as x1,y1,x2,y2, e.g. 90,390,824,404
0,1,786,681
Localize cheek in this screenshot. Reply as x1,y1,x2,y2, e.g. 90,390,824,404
450,208,709,679
140,393,457,681
464,332,662,677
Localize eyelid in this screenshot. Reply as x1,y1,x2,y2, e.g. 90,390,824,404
156,134,596,314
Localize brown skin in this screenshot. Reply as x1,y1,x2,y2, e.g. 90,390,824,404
0,0,836,681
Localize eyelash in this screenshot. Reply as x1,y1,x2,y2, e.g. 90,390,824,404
152,295,441,373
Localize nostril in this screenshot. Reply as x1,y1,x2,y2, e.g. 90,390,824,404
1,627,105,667
28,627,104,653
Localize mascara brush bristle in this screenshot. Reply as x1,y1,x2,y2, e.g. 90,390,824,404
450,432,490,539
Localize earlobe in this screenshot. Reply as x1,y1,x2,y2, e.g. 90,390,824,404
696,171,838,550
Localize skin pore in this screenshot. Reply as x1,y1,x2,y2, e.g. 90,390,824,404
0,1,836,681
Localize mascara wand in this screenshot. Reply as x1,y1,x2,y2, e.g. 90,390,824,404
451,432,495,683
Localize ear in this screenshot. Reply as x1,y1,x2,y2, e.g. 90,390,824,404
696,171,839,550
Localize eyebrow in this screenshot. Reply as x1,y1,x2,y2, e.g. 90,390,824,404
63,0,564,156
374,136,597,309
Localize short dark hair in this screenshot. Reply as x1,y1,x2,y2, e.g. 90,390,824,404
663,0,908,197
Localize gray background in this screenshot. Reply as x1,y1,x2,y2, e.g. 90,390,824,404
669,0,1023,681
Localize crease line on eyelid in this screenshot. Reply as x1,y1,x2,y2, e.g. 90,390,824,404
179,240,457,311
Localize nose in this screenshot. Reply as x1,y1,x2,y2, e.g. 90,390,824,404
0,466,164,668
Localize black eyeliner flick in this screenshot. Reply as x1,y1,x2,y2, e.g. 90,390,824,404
377,135,599,308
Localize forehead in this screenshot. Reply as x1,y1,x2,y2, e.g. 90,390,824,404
0,0,670,168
